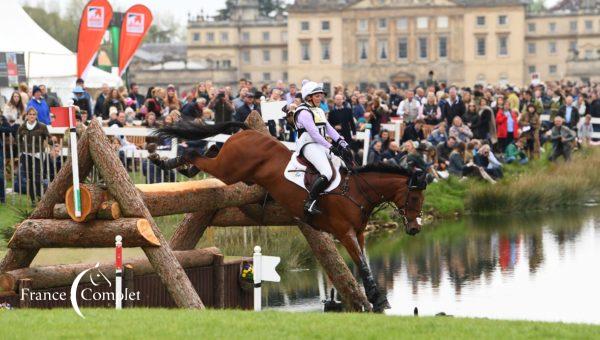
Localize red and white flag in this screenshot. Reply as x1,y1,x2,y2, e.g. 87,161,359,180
118,5,153,76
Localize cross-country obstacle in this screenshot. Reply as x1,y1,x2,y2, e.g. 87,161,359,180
0,112,371,311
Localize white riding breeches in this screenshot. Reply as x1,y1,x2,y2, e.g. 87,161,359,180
302,143,333,181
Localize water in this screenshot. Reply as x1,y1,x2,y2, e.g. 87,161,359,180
261,208,600,324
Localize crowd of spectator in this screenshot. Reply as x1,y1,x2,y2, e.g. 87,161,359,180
0,74,599,203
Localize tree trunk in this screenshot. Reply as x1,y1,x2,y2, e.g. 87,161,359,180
86,120,205,309
0,130,94,272
96,200,122,220
170,210,216,250
65,184,108,222
296,220,372,312
211,203,295,226
7,218,160,249
0,248,220,292
53,204,70,219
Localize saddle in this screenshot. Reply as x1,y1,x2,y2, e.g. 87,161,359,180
284,152,343,193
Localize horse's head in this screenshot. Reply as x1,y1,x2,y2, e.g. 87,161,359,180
394,188,425,236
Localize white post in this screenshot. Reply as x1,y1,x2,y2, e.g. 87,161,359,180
362,124,372,165
115,235,123,310
68,106,82,218
394,120,401,144
253,245,262,311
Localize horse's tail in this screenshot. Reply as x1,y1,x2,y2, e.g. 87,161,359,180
153,121,248,141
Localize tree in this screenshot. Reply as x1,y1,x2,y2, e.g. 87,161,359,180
259,0,286,17
23,5,79,52
215,0,236,21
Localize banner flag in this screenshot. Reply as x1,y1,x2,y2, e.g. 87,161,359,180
77,0,113,79
118,5,153,76
50,107,77,128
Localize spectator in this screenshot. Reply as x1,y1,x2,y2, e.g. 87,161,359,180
233,87,248,109
285,84,298,105
419,93,442,125
578,114,593,146
441,86,465,126
401,119,426,143
519,103,540,158
427,121,448,145
18,82,29,105
474,144,503,179
166,84,181,112
506,87,520,111
129,82,145,111
25,86,50,125
103,88,126,119
473,98,496,142
367,140,384,164
234,92,256,122
3,91,25,123
549,116,575,162
208,88,234,123
436,136,457,166
72,86,92,116
141,112,159,128
389,85,403,113
550,90,564,122
144,88,165,118
449,116,473,143
505,139,529,165
353,94,367,119
17,107,50,202
397,90,421,123
328,94,356,145
382,141,402,166
496,101,519,153
95,84,110,118
557,95,580,130
463,103,479,130
39,85,61,108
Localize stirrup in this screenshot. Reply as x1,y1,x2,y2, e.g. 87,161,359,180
304,200,322,215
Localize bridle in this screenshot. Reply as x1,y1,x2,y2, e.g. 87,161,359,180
330,168,423,227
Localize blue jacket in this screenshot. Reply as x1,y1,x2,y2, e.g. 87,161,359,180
26,98,51,125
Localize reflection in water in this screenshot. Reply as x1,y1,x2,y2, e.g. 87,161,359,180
262,207,600,324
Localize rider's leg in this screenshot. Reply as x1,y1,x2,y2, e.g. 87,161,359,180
303,143,333,215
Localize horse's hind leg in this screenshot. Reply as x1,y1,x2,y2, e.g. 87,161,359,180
339,231,390,313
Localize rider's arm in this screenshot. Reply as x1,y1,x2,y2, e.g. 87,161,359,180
325,120,348,147
296,110,332,149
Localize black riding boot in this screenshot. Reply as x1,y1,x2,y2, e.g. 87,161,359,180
304,175,329,215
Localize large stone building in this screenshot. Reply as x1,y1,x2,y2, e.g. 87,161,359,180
182,0,600,90
187,0,288,87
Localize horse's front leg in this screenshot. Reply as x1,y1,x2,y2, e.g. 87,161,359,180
340,231,390,313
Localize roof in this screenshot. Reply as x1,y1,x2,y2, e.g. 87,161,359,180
147,60,206,71
549,0,600,12
289,0,359,12
135,43,187,64
453,0,528,6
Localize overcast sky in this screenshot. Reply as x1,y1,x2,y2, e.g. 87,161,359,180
19,0,560,23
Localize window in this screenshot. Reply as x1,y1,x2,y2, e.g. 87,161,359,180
527,42,536,55
243,73,251,81
241,50,251,64
585,20,593,31
378,18,388,30
476,36,486,56
283,72,288,81
528,65,536,74
438,36,447,58
569,20,577,32
498,15,507,26
222,60,231,68
281,31,288,43
193,32,200,41
378,40,388,60
569,40,577,52
301,21,310,31
220,32,229,43
397,18,408,30
262,31,270,42
262,50,270,62
321,40,331,61
282,49,288,62
358,39,368,60
418,37,428,59
549,22,556,33
549,65,557,75
417,17,428,29
398,37,408,59
358,19,368,32
498,36,508,56
322,21,330,31
528,23,536,32
585,49,593,59
549,41,557,54
241,32,250,42
263,72,271,82
476,16,485,27
301,41,310,61
207,32,215,42
437,16,448,29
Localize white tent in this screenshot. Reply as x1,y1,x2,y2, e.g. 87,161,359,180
0,0,122,102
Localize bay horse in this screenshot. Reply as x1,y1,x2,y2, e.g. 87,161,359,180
156,121,426,312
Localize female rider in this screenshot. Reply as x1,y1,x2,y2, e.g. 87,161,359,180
294,80,352,215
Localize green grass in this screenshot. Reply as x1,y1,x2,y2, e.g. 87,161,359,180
0,309,597,339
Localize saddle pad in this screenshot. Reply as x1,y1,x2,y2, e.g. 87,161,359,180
284,152,343,193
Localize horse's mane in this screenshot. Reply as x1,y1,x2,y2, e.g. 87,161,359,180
353,162,411,177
